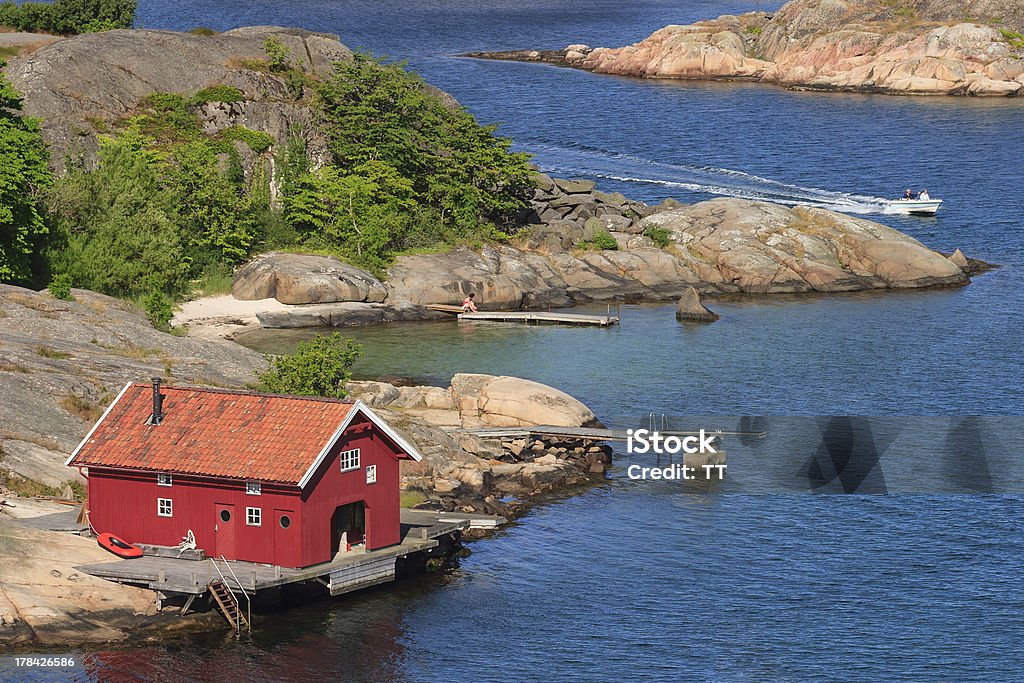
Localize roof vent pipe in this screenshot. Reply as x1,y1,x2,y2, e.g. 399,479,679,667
149,377,163,425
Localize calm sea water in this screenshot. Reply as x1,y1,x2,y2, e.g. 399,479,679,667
10,1,1024,680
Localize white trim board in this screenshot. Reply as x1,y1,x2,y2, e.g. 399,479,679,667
296,400,423,489
65,382,132,467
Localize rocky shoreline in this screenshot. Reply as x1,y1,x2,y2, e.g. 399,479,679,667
464,0,1024,97
0,283,619,647
174,182,980,337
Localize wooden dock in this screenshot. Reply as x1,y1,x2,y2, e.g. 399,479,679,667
74,509,501,597
459,311,618,326
425,304,619,327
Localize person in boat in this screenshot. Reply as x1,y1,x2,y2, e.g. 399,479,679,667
902,188,914,200
917,189,930,200
462,292,478,313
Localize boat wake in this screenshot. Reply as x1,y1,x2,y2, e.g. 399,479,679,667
529,142,894,215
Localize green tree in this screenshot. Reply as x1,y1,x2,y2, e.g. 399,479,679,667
168,141,260,265
263,36,290,72
284,161,416,269
48,134,187,296
0,64,52,284
316,54,533,230
255,333,362,398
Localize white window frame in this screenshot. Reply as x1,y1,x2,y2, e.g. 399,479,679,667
246,507,261,527
246,481,261,496
339,448,360,473
365,464,377,485
157,473,172,487
157,498,173,517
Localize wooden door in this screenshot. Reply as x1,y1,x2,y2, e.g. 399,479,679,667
214,504,236,558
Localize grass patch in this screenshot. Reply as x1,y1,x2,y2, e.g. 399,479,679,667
1000,29,1024,49
0,362,28,373
100,343,162,359
0,309,7,318
7,292,52,311
0,470,59,498
188,27,219,36
643,226,673,248
36,346,71,360
189,85,245,106
226,56,271,72
400,490,427,508
59,394,103,423
191,263,235,297
744,25,762,35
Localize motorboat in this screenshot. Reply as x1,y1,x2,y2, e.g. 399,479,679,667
97,532,144,559
886,198,943,215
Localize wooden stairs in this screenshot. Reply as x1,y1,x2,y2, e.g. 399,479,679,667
209,579,250,631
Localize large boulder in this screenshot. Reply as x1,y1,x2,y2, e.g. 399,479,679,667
451,373,601,428
233,253,387,305
676,287,719,322
385,246,573,309
641,199,969,292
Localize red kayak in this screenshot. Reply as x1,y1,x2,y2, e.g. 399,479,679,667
97,532,143,559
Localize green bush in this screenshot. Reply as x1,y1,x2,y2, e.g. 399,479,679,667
0,65,52,285
187,26,218,36
189,85,245,106
643,226,672,248
0,0,135,35
255,332,362,398
143,291,173,330
263,36,290,72
222,126,274,153
586,231,619,251
140,92,188,112
48,135,189,297
0,4,20,28
48,274,74,300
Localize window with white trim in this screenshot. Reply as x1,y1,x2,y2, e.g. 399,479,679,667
366,464,377,484
339,448,360,472
246,481,261,495
246,507,261,526
157,473,172,487
157,498,172,517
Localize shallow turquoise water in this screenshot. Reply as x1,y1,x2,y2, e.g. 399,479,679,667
7,1,1021,680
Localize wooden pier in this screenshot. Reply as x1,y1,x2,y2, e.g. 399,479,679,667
74,509,501,597
426,304,619,327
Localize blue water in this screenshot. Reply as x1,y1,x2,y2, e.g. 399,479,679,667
9,1,1023,680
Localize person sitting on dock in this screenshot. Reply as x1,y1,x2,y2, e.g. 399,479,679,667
462,293,478,313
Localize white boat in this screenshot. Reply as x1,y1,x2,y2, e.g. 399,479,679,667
886,198,943,215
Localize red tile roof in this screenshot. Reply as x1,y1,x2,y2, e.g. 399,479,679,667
68,383,361,485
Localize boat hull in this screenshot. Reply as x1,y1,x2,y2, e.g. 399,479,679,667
886,199,943,215
97,532,144,559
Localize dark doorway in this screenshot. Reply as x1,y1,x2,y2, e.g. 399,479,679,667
330,501,366,556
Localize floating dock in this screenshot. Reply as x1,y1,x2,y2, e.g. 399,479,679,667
426,304,619,327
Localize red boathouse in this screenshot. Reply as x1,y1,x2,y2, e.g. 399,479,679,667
66,380,423,568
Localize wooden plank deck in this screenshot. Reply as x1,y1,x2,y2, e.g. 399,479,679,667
458,311,618,326
74,509,490,595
